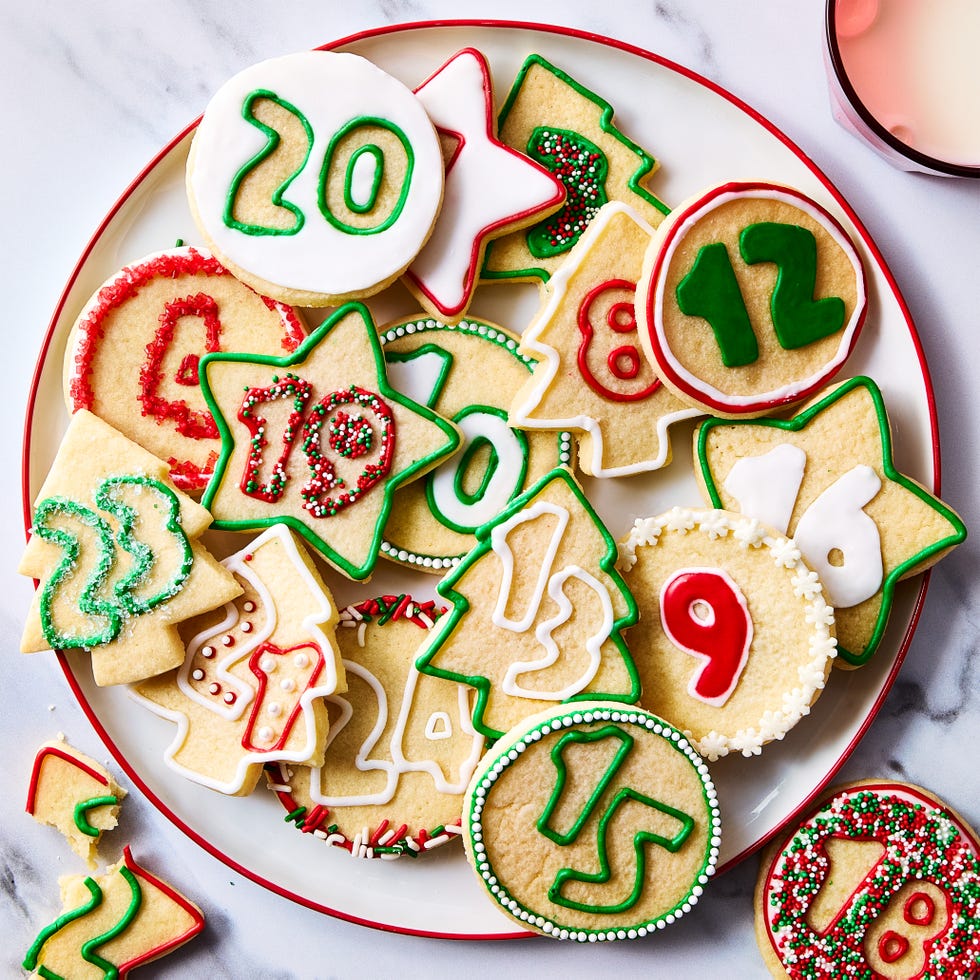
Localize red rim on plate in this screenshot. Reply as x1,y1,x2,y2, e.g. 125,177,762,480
21,19,939,940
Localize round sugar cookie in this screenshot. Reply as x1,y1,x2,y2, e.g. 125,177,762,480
637,181,866,418
269,594,485,858
462,700,720,941
186,50,444,307
378,315,571,572
618,507,838,760
63,245,306,492
754,780,980,978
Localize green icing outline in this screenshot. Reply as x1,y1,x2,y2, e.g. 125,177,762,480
415,466,641,741
696,375,967,667
466,705,720,940
199,301,459,581
481,53,670,284
223,88,314,237
80,865,142,980
23,876,103,975
343,144,384,215
73,795,119,838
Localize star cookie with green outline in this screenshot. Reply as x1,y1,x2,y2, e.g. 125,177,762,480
200,301,460,580
695,376,966,667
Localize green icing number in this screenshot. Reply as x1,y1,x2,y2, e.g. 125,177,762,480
538,725,695,914
739,222,846,349
33,477,193,650
223,88,314,237
319,117,414,236
676,221,847,366
676,242,758,367
525,126,608,259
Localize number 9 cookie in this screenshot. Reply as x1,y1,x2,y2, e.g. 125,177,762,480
186,50,444,307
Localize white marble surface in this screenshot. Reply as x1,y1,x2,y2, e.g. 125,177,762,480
2,1,979,976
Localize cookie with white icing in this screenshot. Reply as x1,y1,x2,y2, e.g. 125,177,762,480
269,594,484,858
187,50,444,307
462,700,720,940
618,507,837,760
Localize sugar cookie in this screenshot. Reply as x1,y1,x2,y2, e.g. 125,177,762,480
755,780,980,978
618,507,837,760
198,301,459,580
187,50,444,306
415,466,640,741
26,738,126,868
379,314,570,572
696,376,966,667
637,181,867,417
63,245,306,493
19,411,242,686
463,700,720,940
269,594,484,858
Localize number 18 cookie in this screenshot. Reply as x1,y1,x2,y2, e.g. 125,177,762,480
638,181,867,418
755,781,980,978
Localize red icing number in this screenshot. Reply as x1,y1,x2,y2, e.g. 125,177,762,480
659,567,753,707
139,294,222,439
576,279,661,402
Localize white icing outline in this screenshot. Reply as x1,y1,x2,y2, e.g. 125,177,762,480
618,507,837,761
648,185,866,412
511,201,702,476
189,51,443,296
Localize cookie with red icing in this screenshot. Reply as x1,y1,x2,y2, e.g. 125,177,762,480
63,245,306,493
754,780,980,978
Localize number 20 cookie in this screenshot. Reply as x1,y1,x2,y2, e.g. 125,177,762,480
638,181,867,418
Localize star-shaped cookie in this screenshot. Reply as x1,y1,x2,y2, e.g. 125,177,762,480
695,376,966,666
404,47,565,321
199,301,460,580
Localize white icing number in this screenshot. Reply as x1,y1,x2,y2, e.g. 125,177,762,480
490,501,614,700
723,453,883,608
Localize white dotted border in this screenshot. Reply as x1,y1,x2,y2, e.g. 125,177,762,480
467,704,721,942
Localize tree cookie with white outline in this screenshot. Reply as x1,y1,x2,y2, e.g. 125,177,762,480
379,314,569,572
404,48,565,322
186,50,444,307
198,301,459,581
618,507,837,761
269,594,484,859
63,245,306,493
415,466,640,741
696,376,966,668
481,53,670,285
132,524,345,796
463,700,720,941
510,201,700,477
19,411,242,686
755,780,980,978
637,181,867,418
26,738,126,868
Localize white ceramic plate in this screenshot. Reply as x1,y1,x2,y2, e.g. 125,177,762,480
22,21,938,939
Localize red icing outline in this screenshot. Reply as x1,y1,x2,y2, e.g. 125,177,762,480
404,47,566,319
878,931,910,964
904,890,937,927
26,745,109,815
576,278,660,402
642,181,868,415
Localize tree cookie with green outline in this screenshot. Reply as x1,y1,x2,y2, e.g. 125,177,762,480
268,593,485,859
695,375,966,668
462,700,720,941
198,301,459,581
510,201,700,477
26,738,126,869
186,50,444,307
378,314,570,572
480,53,670,285
19,411,242,686
24,846,204,979
415,466,640,742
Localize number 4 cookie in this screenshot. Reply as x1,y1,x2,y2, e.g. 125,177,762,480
696,376,966,667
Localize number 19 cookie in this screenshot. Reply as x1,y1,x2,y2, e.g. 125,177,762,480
755,781,980,978
638,181,867,417
187,50,444,307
